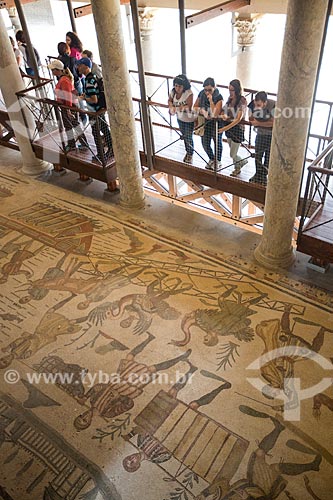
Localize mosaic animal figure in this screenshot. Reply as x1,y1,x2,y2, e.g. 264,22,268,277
0,296,81,369
171,285,267,347
87,274,192,334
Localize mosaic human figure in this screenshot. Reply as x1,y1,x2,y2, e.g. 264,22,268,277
197,406,322,500
256,305,333,410
0,238,45,284
19,256,143,309
73,332,193,431
0,234,27,259
0,296,82,369
313,392,333,419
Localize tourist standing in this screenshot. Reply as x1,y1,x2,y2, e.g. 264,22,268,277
248,91,275,185
168,74,196,163
219,79,248,176
194,78,223,170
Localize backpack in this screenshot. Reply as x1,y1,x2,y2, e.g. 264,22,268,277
96,77,106,109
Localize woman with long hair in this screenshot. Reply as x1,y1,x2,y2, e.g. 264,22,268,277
57,42,78,81
193,77,224,170
9,36,24,73
15,30,41,77
60,40,87,125
168,74,196,163
219,79,248,176
48,59,87,151
65,31,83,60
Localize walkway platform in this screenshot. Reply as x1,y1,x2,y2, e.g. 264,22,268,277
297,198,333,262
33,122,267,205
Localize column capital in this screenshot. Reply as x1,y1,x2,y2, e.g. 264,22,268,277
138,7,157,40
234,14,260,48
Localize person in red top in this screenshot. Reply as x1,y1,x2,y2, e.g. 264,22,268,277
66,31,83,60
48,59,87,151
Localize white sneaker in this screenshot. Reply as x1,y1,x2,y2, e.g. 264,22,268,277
205,159,215,170
230,159,248,176
238,159,248,168
230,167,241,177
183,153,193,163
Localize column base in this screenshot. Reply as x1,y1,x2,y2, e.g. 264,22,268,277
22,160,52,176
254,244,296,270
119,193,145,210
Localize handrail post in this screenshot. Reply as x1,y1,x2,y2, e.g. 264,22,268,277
214,118,218,174
298,168,312,239
179,0,187,75
130,0,155,170
14,0,40,84
300,0,333,189
66,0,77,33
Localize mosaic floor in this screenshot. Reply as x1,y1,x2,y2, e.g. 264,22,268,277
0,166,332,500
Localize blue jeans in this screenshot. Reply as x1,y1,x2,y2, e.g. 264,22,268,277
75,79,88,125
201,120,222,161
255,133,272,176
178,119,194,155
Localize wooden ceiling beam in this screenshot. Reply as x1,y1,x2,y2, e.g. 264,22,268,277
186,0,250,28
0,0,35,8
73,3,92,18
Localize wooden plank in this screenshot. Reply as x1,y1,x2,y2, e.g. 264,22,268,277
0,0,35,8
74,4,92,18
150,156,266,205
232,195,241,219
33,143,116,183
168,174,177,197
74,1,129,18
178,188,221,202
297,234,333,262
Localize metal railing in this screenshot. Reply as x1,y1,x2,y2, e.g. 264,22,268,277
129,69,333,165
298,140,333,240
16,79,113,168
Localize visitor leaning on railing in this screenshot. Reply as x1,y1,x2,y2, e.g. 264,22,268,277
47,59,88,152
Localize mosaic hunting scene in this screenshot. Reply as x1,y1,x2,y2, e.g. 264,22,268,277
0,166,332,500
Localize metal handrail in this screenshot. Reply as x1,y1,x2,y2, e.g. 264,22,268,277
298,140,333,238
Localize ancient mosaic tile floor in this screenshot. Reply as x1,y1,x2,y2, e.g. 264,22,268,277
0,168,332,500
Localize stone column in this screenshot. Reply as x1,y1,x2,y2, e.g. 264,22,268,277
0,12,50,175
91,0,145,209
138,7,155,41
139,7,157,98
234,15,259,88
254,0,329,269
